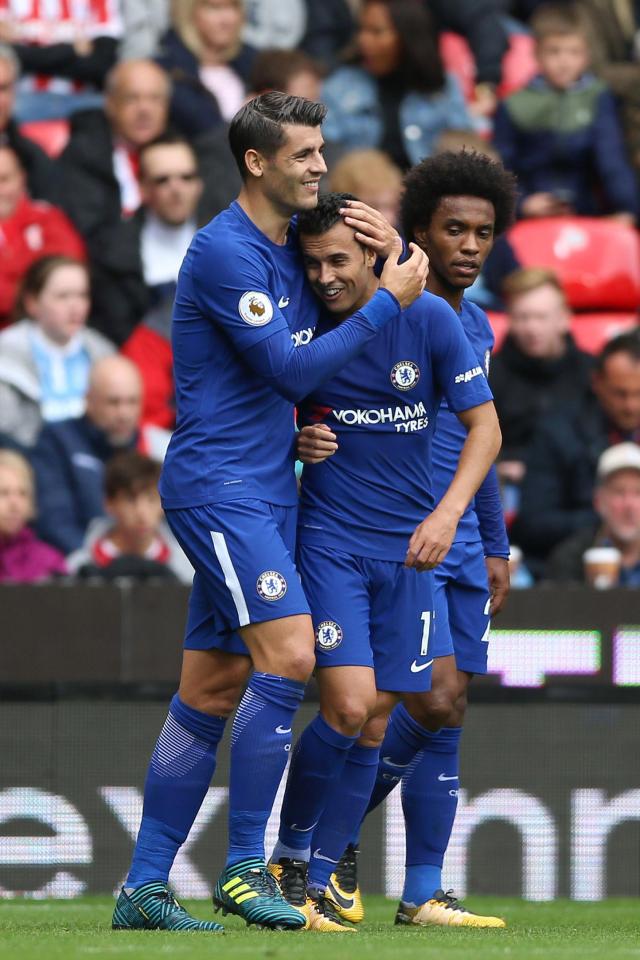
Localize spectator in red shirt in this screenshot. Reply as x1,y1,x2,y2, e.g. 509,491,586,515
0,447,67,581
0,144,85,324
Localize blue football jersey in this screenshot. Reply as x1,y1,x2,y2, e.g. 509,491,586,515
297,291,494,561
160,201,400,509
431,298,494,545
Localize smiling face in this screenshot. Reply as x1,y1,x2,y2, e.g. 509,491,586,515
300,220,377,318
416,195,495,295
258,123,327,216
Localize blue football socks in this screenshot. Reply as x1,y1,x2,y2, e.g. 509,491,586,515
127,694,226,888
226,672,305,867
364,702,433,818
401,726,462,904
273,712,357,862
308,743,380,891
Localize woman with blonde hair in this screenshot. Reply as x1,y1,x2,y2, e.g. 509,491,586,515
156,0,256,137
0,448,67,582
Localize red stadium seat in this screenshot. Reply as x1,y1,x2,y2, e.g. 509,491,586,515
19,119,70,158
487,311,509,351
439,32,475,102
498,33,537,98
440,31,537,104
489,310,638,356
508,217,640,310
570,313,639,354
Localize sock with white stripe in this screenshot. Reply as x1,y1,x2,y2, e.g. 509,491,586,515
226,672,305,867
126,694,226,888
401,726,462,904
272,712,357,862
307,743,380,891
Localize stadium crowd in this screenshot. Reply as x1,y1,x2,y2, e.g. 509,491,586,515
0,0,639,589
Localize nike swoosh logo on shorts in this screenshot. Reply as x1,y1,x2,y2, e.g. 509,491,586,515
438,774,459,781
275,726,292,734
313,848,339,864
410,659,434,673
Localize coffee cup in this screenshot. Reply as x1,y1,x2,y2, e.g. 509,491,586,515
508,545,522,578
583,546,621,589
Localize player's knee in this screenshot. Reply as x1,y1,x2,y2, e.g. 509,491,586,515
325,695,373,737
448,689,468,727
359,712,388,748
408,688,456,730
180,682,244,718
281,648,315,682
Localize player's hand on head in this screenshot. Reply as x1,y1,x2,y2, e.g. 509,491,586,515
296,423,339,464
340,199,399,258
485,556,510,616
380,239,428,309
405,508,457,571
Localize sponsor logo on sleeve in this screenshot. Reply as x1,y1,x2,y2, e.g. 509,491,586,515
454,365,483,384
390,360,420,391
315,620,343,651
256,570,287,600
239,291,273,326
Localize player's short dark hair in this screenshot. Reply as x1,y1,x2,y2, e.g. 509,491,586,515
228,91,327,179
105,451,161,500
297,192,358,236
595,330,640,373
401,150,517,241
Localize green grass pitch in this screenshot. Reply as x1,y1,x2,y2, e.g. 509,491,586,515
2,896,640,960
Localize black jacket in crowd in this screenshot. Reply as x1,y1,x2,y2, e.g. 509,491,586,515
545,523,600,583
490,333,595,462
58,109,123,240
510,394,613,571
427,0,508,85
1,118,60,204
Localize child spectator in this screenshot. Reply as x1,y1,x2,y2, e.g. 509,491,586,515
321,0,474,169
0,256,113,447
0,448,67,581
493,3,638,220
67,449,191,582
0,145,86,325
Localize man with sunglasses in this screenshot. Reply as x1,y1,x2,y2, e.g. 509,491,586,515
90,133,203,345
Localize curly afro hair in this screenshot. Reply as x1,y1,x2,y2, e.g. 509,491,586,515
401,150,517,242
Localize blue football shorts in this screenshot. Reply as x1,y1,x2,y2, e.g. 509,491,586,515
296,543,434,693
165,499,310,651
429,540,491,674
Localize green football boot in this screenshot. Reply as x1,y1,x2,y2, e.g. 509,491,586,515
112,880,224,932
213,857,306,930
